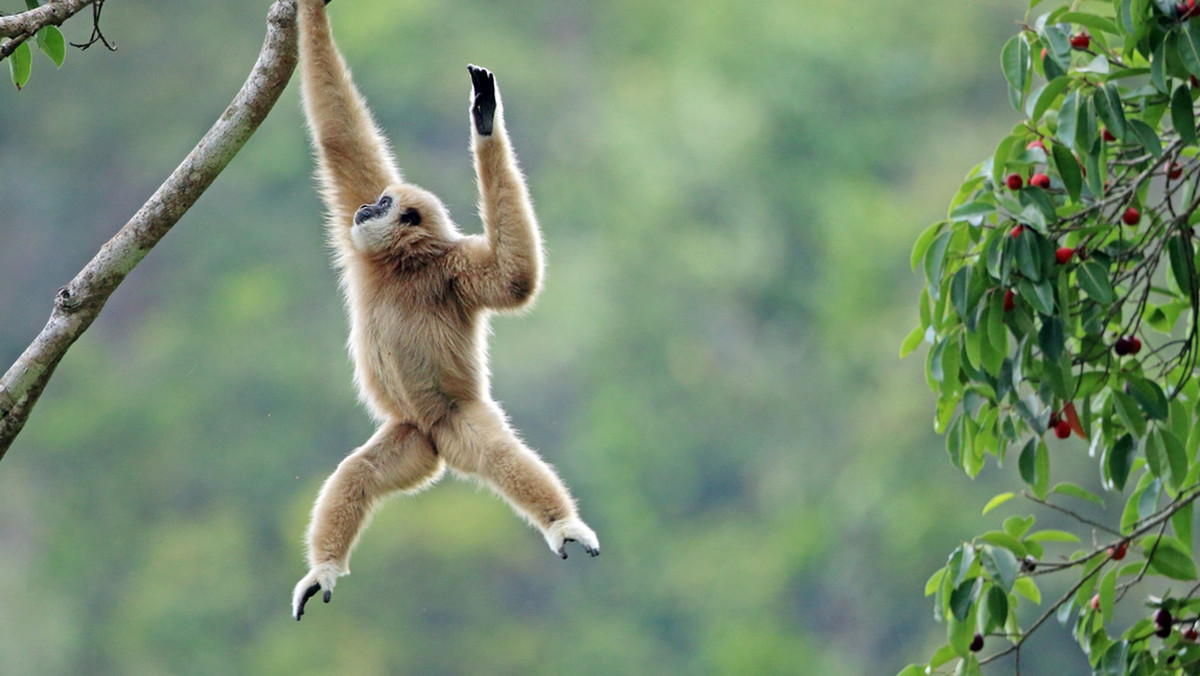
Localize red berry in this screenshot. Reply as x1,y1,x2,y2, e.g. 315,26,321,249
1011,224,1025,238
1186,627,1199,641
1170,162,1183,180
1115,337,1134,355
1055,246,1075,264
1070,32,1091,50
1109,541,1128,560
1055,420,1072,439
1027,139,1046,152
1031,173,1051,188
1006,173,1024,190
1156,608,1174,637
1130,336,1142,354
1102,128,1117,142
1091,594,1101,611
1003,289,1016,312
969,633,984,652
1123,207,1140,225
1193,75,1200,88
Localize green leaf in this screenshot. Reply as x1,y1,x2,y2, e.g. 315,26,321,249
949,578,978,622
981,531,1027,558
982,492,1016,515
924,231,953,290
1058,90,1079,151
984,585,1008,634
1001,35,1031,108
949,201,996,223
1174,501,1194,552
1173,83,1197,148
1024,529,1082,543
1127,118,1163,158
981,545,1019,593
1014,576,1041,604
1052,481,1105,505
1051,141,1082,203
911,222,943,271
1039,316,1065,363
1074,93,1097,154
992,135,1018,188
1168,234,1196,297
1160,427,1189,489
9,41,32,90
1142,535,1199,580
1126,377,1168,421
1183,21,1200,77
1031,76,1071,123
1107,433,1137,492
1018,437,1037,486
1058,12,1122,37
1099,567,1116,624
1112,391,1147,438
1094,84,1126,141
900,325,925,358
35,25,64,68
1076,260,1115,305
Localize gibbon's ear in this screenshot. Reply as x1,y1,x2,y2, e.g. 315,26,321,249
399,207,422,226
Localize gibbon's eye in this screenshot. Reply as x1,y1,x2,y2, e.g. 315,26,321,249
398,207,421,226
377,195,393,210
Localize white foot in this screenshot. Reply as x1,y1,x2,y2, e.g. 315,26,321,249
292,561,345,621
545,516,600,559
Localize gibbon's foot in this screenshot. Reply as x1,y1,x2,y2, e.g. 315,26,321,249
468,64,497,136
546,516,600,559
292,561,343,621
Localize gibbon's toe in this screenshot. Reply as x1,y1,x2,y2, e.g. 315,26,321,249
294,582,323,621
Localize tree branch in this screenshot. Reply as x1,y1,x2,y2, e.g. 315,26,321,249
0,0,95,60
0,0,299,461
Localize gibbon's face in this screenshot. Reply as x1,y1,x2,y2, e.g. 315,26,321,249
350,184,451,256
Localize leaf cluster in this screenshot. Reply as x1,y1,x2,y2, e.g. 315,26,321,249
904,1,1200,674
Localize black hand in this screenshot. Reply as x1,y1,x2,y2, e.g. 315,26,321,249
468,64,497,136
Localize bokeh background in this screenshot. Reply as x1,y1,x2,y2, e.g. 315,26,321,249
0,0,1051,673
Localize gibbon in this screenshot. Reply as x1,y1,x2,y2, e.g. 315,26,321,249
292,0,599,620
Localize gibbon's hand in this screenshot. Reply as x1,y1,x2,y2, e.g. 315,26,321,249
547,516,600,560
468,65,497,136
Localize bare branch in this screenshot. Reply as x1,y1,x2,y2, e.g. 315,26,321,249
0,0,95,40
0,0,300,460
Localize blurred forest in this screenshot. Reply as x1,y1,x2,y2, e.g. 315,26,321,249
0,0,1045,673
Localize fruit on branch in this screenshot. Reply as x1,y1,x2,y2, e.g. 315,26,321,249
1091,594,1101,611
1130,336,1142,354
1169,162,1183,180
1011,224,1025,238
1102,127,1117,142
1114,336,1136,355
1054,419,1072,439
1027,139,1046,152
1070,31,1091,49
1108,541,1128,560
1006,173,1024,190
1155,608,1174,638
1122,207,1141,225
969,633,984,652
1186,627,1199,642
1055,246,1075,264
1003,288,1016,312
1030,172,1051,188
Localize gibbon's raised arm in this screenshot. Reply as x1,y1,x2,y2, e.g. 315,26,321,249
452,65,545,311
297,0,402,241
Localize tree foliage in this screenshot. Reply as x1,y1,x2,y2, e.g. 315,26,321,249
906,1,1200,674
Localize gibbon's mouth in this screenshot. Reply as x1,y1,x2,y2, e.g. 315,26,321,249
354,195,393,226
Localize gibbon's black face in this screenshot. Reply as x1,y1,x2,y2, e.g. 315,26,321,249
354,193,422,228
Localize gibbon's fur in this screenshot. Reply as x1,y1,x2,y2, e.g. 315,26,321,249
292,0,598,620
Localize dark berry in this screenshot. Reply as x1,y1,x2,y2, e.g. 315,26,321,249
1109,541,1128,560
1004,289,1015,312
1155,608,1174,630
1123,207,1140,225
1055,246,1074,264
1114,337,1134,356
969,633,984,652
1006,173,1024,190
1070,32,1091,50
1054,420,1072,439
1170,162,1183,180
1103,128,1116,142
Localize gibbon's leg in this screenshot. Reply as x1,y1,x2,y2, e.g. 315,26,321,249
297,0,403,233
292,421,443,620
433,400,599,559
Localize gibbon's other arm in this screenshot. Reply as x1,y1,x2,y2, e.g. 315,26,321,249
452,65,545,311
297,0,402,241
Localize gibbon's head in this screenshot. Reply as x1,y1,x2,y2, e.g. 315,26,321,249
350,184,455,260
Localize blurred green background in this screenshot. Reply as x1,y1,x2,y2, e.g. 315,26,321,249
0,0,1046,673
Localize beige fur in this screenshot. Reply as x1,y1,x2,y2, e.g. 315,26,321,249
291,0,598,620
